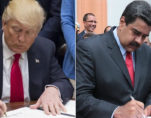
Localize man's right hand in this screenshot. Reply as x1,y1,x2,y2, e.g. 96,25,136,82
0,100,7,117
30,87,66,116
113,99,145,118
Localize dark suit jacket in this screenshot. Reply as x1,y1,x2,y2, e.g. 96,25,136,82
37,0,62,42
76,27,151,118
0,0,9,28
0,30,73,103
77,30,85,41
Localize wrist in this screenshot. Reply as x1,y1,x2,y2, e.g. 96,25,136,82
113,106,121,118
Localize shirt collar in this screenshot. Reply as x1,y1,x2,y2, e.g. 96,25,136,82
84,30,87,34
113,27,127,57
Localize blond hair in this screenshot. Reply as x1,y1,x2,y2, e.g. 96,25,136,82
2,0,45,32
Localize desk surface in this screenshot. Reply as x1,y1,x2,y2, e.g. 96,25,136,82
6,101,36,111
6,100,75,111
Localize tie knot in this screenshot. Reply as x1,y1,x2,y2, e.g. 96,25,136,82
14,54,21,61
126,52,132,58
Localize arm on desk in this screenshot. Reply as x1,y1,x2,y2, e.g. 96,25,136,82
30,86,66,116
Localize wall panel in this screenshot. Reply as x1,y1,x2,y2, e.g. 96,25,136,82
77,0,107,34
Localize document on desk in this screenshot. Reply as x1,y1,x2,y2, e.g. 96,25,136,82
2,100,75,118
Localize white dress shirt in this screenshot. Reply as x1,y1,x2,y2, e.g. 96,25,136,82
2,33,30,103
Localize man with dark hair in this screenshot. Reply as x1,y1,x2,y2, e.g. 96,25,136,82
83,13,95,22
104,26,112,33
77,13,97,41
77,1,151,118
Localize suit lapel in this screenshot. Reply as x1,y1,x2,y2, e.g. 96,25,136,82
27,46,41,99
78,31,85,40
105,30,133,88
133,49,145,91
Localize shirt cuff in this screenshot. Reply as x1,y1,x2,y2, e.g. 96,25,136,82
45,85,63,102
111,106,119,118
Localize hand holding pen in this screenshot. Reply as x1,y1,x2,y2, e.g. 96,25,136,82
144,104,151,117
114,96,145,118
130,96,146,118
0,100,7,117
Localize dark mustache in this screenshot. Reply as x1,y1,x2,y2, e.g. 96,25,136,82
129,41,140,48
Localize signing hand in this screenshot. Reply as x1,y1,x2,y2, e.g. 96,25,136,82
114,99,145,118
30,87,66,115
144,105,151,116
0,100,7,117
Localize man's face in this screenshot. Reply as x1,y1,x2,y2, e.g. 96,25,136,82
2,19,37,53
83,15,96,33
118,17,151,52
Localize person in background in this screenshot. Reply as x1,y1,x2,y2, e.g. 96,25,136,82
61,0,75,98
37,0,66,66
104,26,112,33
77,13,97,41
76,1,151,118
76,22,80,36
82,32,95,39
144,36,151,47
1,0,73,115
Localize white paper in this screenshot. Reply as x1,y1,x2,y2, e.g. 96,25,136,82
63,100,75,115
2,100,75,118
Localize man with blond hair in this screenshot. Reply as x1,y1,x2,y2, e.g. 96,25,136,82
0,0,73,116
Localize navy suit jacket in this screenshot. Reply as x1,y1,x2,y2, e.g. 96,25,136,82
76,27,151,118
37,0,62,42
77,30,85,41
0,30,73,103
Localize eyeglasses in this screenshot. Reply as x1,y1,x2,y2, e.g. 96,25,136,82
86,20,97,23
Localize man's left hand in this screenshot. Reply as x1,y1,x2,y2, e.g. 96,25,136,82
30,87,66,115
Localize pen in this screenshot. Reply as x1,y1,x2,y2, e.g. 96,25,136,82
4,112,7,117
130,95,135,100
61,112,75,117
130,96,146,118
38,107,75,117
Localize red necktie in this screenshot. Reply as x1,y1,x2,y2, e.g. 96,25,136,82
10,54,24,102
125,52,135,87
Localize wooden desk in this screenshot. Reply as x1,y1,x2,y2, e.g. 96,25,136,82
6,101,36,111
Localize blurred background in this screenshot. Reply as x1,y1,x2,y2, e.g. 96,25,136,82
76,0,151,40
